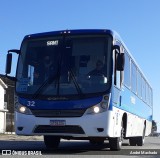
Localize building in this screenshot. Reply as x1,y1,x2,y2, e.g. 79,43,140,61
0,78,8,133
0,76,15,133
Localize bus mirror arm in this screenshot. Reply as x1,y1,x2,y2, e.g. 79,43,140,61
8,49,20,54
5,75,17,81
112,45,120,52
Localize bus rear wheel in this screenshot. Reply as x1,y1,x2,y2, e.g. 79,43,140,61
129,138,137,146
129,136,145,146
137,125,145,146
44,136,60,149
129,124,145,146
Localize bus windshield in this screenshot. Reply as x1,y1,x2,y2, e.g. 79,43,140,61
16,34,112,99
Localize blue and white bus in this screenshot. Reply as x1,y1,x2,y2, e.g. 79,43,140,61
6,29,153,150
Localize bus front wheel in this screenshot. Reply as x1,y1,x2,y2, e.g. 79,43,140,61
44,136,60,149
109,122,124,151
89,138,105,145
109,137,122,151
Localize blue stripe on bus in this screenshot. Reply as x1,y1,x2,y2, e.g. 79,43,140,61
111,86,152,122
18,96,102,110
112,104,152,121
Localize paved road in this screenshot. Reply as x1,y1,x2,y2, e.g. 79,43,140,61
0,135,160,157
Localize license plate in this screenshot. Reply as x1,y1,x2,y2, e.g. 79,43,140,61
50,120,66,126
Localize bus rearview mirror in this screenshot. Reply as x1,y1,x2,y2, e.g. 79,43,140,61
117,53,125,71
5,53,12,74
113,45,125,71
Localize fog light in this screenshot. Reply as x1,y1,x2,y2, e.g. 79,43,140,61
17,127,24,131
97,128,104,132
93,106,100,113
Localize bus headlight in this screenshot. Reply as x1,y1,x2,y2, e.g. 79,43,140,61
85,102,108,115
85,104,105,114
15,103,32,115
19,106,26,113
85,95,110,115
93,106,100,113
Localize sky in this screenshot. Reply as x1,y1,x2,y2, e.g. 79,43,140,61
0,0,160,132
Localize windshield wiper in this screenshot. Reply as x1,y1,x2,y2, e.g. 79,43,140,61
33,43,63,99
68,67,84,97
32,73,59,99
32,67,84,100
33,37,84,99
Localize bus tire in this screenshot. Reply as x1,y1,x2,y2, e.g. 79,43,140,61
109,121,123,151
44,135,60,149
136,136,144,146
129,125,145,146
109,137,122,151
129,138,137,146
137,125,145,146
89,138,104,145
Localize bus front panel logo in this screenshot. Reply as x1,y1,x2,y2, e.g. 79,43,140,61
47,40,59,46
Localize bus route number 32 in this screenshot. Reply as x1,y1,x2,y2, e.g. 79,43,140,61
27,101,35,107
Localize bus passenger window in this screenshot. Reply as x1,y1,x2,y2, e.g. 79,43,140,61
142,77,146,102
131,61,137,94
137,70,142,98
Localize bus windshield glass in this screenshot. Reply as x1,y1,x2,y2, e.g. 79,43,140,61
16,34,112,99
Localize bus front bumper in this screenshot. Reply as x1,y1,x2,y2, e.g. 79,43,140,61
15,111,115,138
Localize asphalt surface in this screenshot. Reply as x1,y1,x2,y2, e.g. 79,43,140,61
0,134,160,157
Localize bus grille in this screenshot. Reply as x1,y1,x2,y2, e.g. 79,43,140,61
31,109,86,117
34,125,85,134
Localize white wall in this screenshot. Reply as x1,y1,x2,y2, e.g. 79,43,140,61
0,86,4,109
0,112,5,133
0,79,8,133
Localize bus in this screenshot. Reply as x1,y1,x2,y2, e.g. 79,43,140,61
6,29,153,150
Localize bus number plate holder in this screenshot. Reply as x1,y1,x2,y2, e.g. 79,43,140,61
50,120,66,126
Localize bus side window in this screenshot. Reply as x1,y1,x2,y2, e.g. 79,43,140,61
142,77,146,102
137,70,142,98
131,61,137,94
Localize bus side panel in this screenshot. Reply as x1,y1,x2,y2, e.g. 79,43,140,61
110,105,151,138
112,85,152,138
126,113,144,137
121,86,152,122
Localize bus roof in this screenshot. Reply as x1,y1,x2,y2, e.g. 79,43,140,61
24,29,121,40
